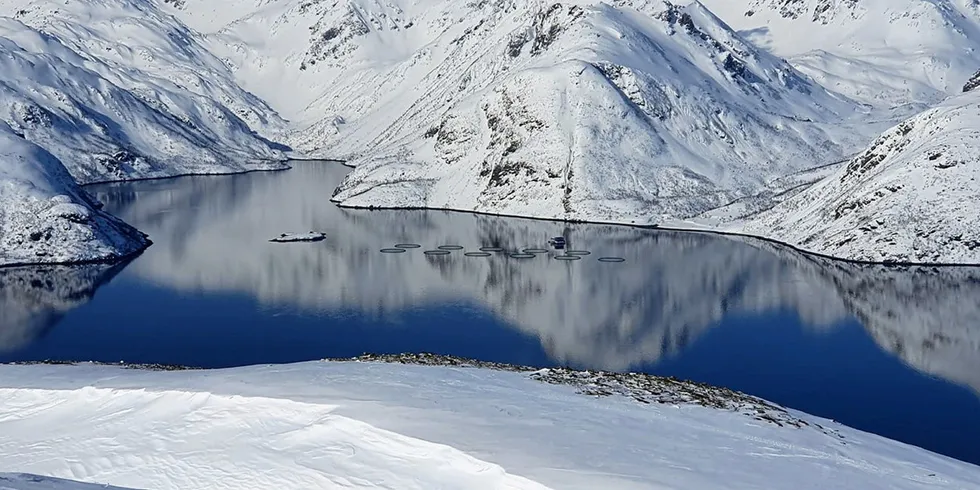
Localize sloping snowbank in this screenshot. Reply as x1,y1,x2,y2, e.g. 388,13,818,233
731,90,980,264
0,123,147,266
0,361,978,490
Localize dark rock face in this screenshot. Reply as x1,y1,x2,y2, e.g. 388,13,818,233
963,69,980,93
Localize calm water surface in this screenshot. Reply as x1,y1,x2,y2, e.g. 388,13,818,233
2,161,979,466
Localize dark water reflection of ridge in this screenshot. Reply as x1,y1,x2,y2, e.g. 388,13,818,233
1,161,979,466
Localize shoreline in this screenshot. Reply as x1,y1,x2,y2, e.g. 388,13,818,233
10,158,977,269
2,353,833,432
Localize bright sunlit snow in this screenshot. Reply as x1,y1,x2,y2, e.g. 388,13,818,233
1,361,979,490
2,0,979,262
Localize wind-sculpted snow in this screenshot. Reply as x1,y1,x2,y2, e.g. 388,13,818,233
0,123,147,266
89,163,980,392
3,362,980,490
735,90,980,264
700,0,980,108
0,261,128,352
0,2,286,184
160,0,867,223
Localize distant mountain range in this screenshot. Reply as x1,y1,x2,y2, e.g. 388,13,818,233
1,0,978,264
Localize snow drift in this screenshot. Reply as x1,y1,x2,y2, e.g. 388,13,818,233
1,361,979,490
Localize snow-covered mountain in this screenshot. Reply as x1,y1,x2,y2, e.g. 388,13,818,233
0,2,287,184
732,89,980,264
699,0,980,109
1,0,978,265
160,0,870,223
0,0,290,264
0,123,147,266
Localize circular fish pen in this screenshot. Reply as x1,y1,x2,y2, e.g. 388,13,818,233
479,246,505,252
522,248,549,254
508,253,535,259
565,250,591,256
424,250,452,256
464,252,493,257
597,257,626,263
553,255,581,261
380,248,407,254
394,243,421,249
437,245,464,250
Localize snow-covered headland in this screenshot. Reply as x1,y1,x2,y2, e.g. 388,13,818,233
0,123,148,266
0,0,286,265
1,357,979,490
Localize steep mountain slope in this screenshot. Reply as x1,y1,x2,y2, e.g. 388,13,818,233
162,0,870,222
699,0,980,109
0,2,287,184
733,89,980,264
0,122,147,266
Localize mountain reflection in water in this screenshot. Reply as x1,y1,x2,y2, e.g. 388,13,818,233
1,161,979,465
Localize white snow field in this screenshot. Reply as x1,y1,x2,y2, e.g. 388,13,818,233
1,361,979,490
0,122,147,266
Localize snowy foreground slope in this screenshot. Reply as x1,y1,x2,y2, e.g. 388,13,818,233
1,361,979,490
729,89,980,264
162,0,870,222
0,124,147,266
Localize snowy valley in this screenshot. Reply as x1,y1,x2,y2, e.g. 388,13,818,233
0,0,977,263
5,1,980,488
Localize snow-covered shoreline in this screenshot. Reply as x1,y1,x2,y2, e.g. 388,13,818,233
1,356,979,490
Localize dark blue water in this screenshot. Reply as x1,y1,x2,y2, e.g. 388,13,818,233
2,161,979,466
